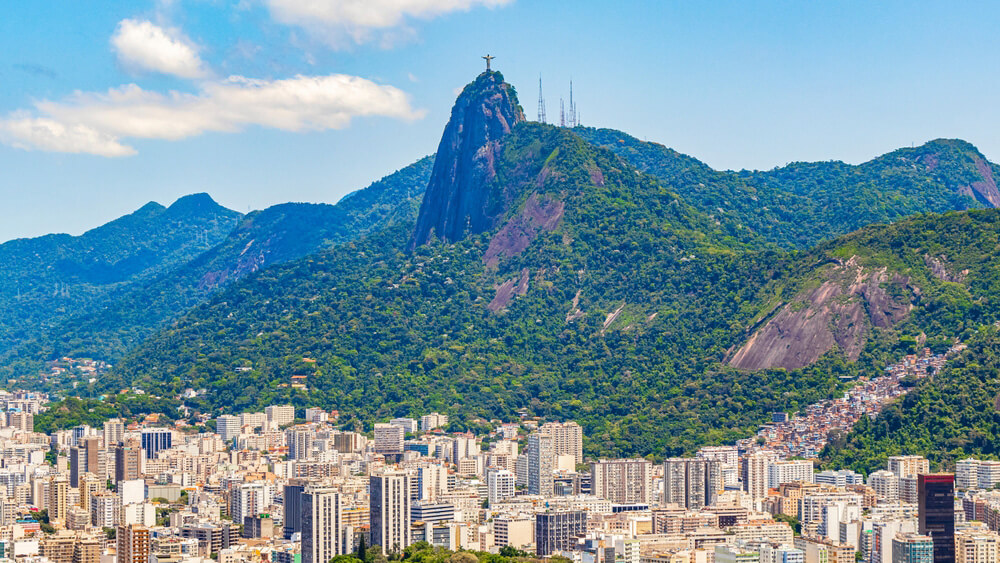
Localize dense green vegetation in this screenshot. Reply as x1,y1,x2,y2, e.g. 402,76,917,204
90,124,896,457
332,541,545,563
577,128,990,249
2,157,433,380
33,394,182,434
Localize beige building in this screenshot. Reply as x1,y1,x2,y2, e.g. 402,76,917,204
957,530,1000,563
540,421,583,466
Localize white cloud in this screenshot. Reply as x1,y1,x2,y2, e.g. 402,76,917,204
266,0,514,46
0,74,424,157
111,19,208,79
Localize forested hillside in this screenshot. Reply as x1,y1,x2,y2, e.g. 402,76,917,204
0,194,241,356
2,157,433,375
577,128,993,248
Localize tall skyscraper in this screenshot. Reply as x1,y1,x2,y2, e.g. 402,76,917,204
302,486,347,563
918,473,955,563
528,434,555,496
539,422,583,466
370,473,411,554
664,458,722,509
591,459,653,504
140,429,172,460
117,525,150,563
283,479,306,540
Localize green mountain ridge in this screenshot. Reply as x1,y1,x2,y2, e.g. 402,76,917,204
576,129,995,249
1,156,433,375
0,193,242,356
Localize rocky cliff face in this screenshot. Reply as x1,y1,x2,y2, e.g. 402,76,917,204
728,256,915,371
410,71,525,248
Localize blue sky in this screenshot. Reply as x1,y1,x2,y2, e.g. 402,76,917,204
2,1,1000,242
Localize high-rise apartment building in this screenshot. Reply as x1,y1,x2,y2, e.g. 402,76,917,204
266,405,295,428
115,439,142,483
117,525,151,563
742,451,780,500
768,460,814,489
216,415,241,442
664,458,722,509
528,434,555,497
231,482,274,523
591,459,653,504
302,486,348,563
374,424,405,456
370,472,411,554
956,530,1000,563
535,511,587,556
918,474,955,563
420,413,448,432
286,427,315,460
892,533,934,563
540,422,583,466
487,469,516,506
869,470,900,501
889,456,931,479
103,419,124,448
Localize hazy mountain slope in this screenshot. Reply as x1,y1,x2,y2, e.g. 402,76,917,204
576,128,992,248
2,157,433,374
0,194,241,355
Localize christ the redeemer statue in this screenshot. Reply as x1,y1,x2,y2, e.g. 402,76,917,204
483,54,495,72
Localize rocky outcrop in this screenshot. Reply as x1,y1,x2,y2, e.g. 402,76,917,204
482,193,564,267
729,257,915,371
410,71,525,248
488,268,530,312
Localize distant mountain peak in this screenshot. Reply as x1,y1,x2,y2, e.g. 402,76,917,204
167,193,233,215
409,71,526,248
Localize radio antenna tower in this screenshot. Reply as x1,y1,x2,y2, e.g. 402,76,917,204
569,80,577,127
537,75,546,124
559,98,566,127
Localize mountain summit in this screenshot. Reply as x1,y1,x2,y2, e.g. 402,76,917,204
410,71,526,248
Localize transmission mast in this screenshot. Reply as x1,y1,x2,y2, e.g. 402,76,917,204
569,80,577,127
537,75,547,124
559,98,566,127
